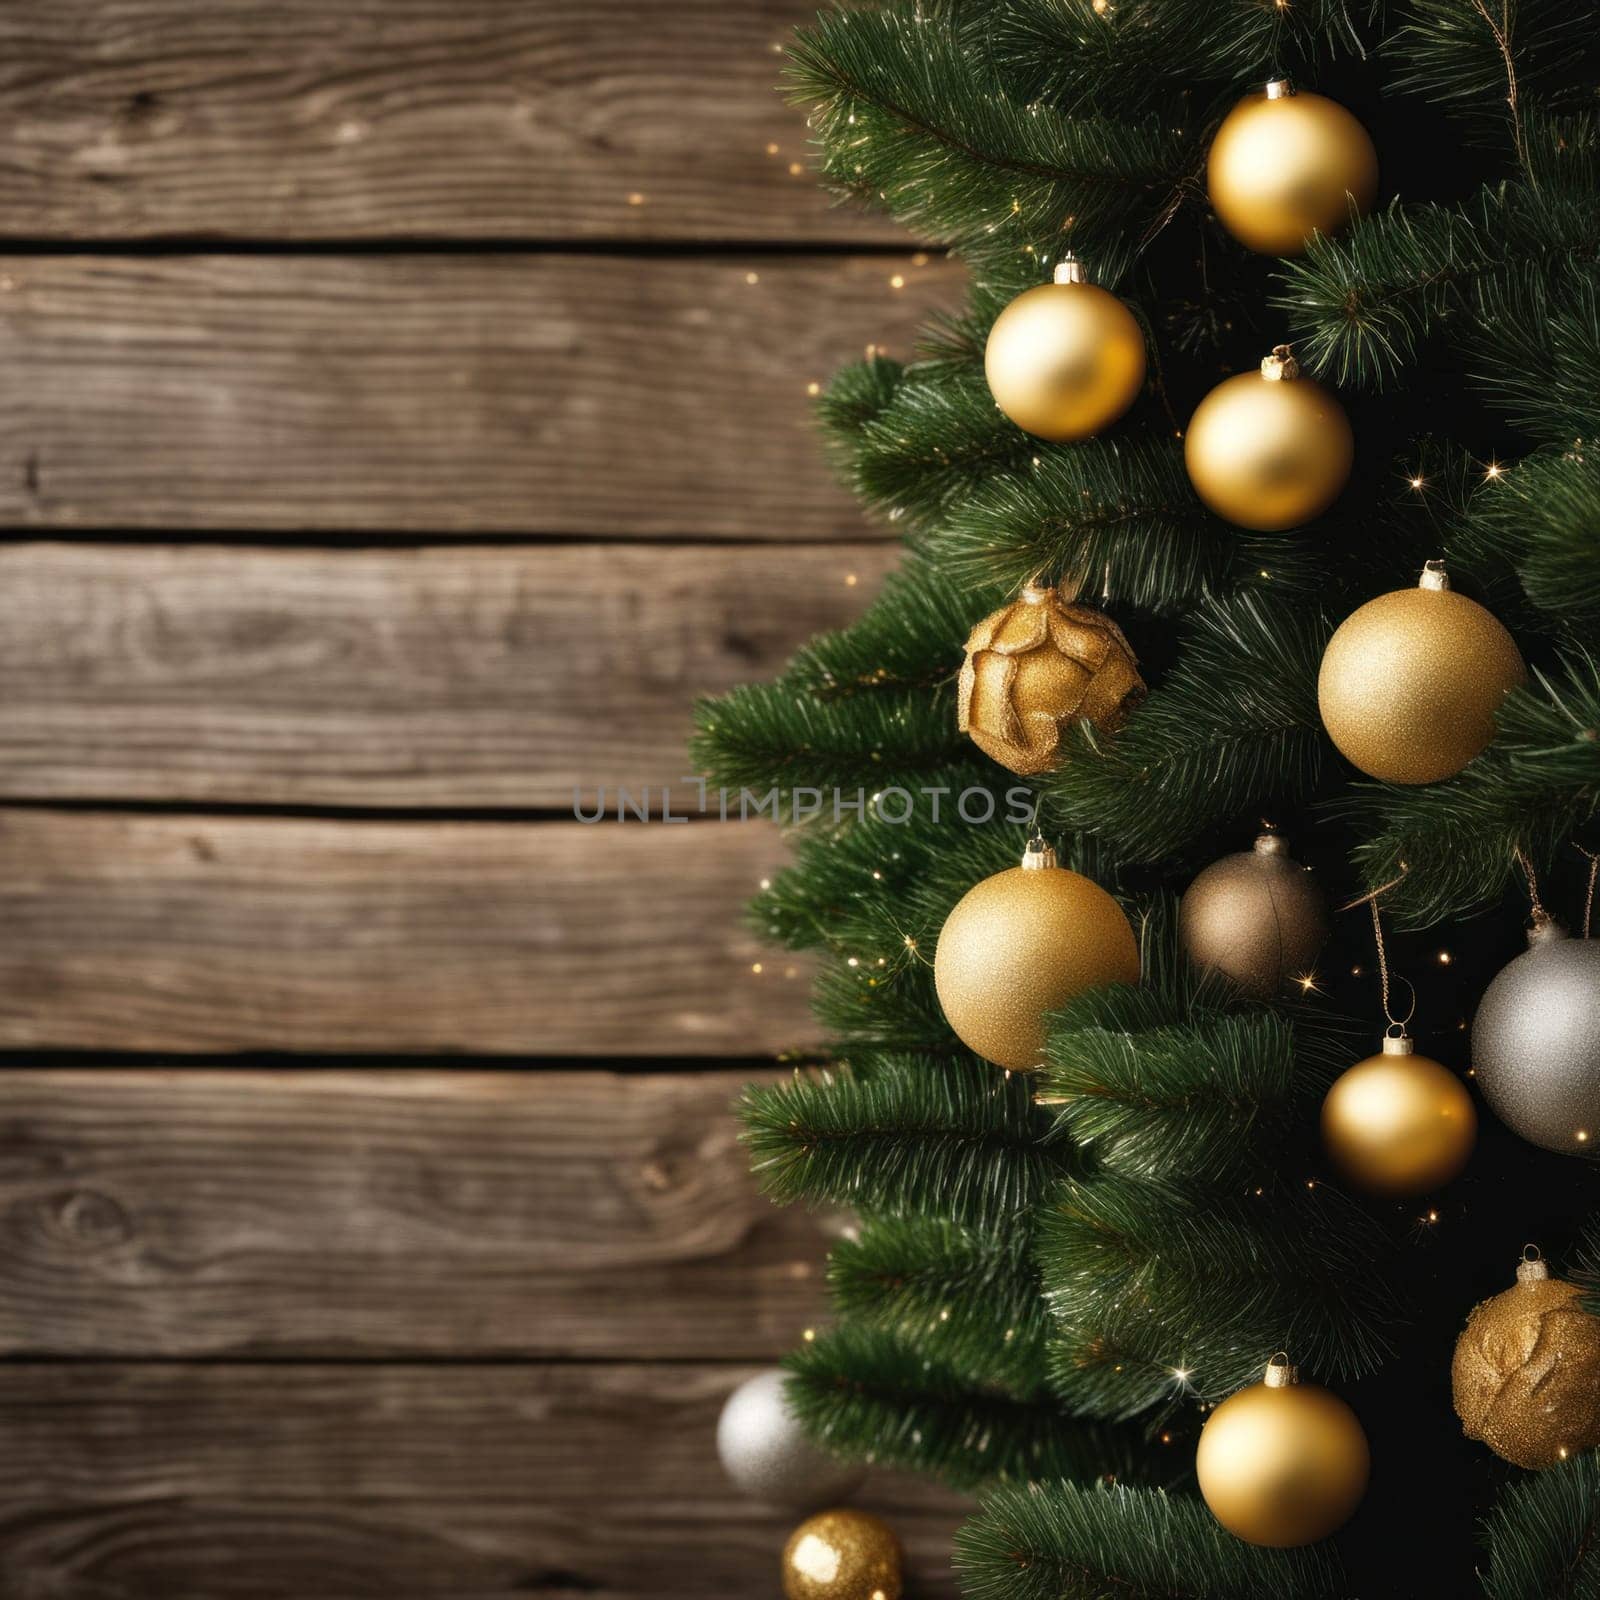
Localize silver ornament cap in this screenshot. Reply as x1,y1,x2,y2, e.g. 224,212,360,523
716,1368,867,1509
1472,919,1600,1156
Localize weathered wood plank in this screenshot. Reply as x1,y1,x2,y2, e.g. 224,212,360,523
0,252,956,536
0,541,895,808
0,1363,968,1598
0,1,908,244
0,812,814,1054
0,1068,839,1359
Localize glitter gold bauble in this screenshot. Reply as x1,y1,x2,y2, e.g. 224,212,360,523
1473,918,1600,1156
1183,346,1353,530
1196,1355,1369,1547
1179,832,1329,998
1207,78,1377,256
984,256,1146,441
934,840,1139,1072
1321,1034,1477,1196
958,581,1145,776
781,1508,903,1600
1317,561,1527,785
1452,1251,1600,1470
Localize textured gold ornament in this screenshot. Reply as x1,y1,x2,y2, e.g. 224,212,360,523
781,1508,903,1600
958,581,1145,776
1196,1355,1369,1548
1207,79,1378,256
1179,832,1329,998
984,256,1146,441
1317,561,1527,785
1184,347,1353,530
1321,1034,1476,1196
1452,1251,1600,1470
934,840,1140,1072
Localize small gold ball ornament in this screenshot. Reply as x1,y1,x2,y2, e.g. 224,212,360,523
1184,346,1353,530
1452,1250,1600,1470
934,840,1140,1072
781,1507,903,1600
1207,78,1377,256
1321,1032,1477,1196
958,580,1145,776
1179,832,1329,998
984,255,1146,441
1196,1354,1369,1548
1318,561,1527,785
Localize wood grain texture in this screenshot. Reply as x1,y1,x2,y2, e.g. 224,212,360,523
0,252,956,537
0,1068,837,1358
0,1,908,244
0,541,895,807
0,1363,968,1598
0,812,814,1054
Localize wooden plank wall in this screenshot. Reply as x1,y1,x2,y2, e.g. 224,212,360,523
0,5,971,1597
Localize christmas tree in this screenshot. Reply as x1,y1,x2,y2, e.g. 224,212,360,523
694,3,1600,1595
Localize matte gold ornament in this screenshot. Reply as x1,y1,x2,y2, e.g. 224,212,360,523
781,1507,903,1600
1184,346,1353,530
1452,1250,1600,1470
1472,917,1600,1156
1321,1033,1477,1196
1179,832,1329,998
1317,561,1527,785
1196,1354,1369,1547
958,581,1145,776
984,256,1146,441
934,840,1140,1072
1207,78,1378,256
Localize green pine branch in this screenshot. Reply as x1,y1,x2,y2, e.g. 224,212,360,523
1449,450,1600,639
785,1322,1163,1490
1480,1451,1600,1600
955,1479,1346,1600
1035,979,1351,1191
828,1214,1053,1393
994,0,1363,119
927,432,1329,613
740,1050,1068,1224
1036,1176,1397,1417
1387,0,1600,136
1041,591,1332,862
1343,656,1600,928
1280,116,1600,399
786,3,1190,268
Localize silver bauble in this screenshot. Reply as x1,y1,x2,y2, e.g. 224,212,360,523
1472,920,1600,1156
716,1369,866,1509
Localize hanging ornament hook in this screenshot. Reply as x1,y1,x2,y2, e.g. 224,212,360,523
1514,845,1548,926
1573,843,1598,938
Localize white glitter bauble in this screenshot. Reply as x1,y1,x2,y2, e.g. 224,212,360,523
716,1369,866,1509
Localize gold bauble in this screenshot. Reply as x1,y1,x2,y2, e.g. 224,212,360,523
1207,79,1377,256
984,257,1146,442
1183,347,1353,530
1196,1356,1369,1548
958,581,1145,776
1179,832,1329,998
934,841,1139,1072
781,1508,903,1600
1452,1252,1600,1470
1317,561,1527,785
1321,1035,1476,1196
